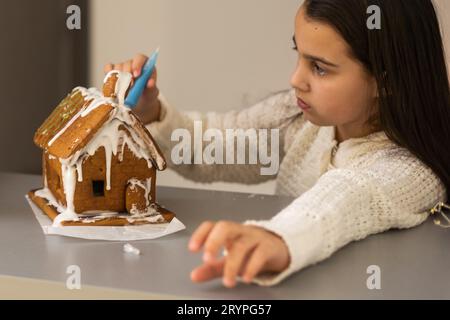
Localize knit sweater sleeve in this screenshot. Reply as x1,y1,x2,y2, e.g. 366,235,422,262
145,90,302,184
244,152,447,286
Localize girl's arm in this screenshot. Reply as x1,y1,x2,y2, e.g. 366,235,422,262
105,54,303,185
146,89,302,184
241,151,446,286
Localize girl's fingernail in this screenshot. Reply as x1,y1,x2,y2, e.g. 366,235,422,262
203,252,213,262
133,70,140,77
188,241,197,250
223,278,234,288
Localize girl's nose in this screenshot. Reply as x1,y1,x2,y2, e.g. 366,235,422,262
290,61,310,92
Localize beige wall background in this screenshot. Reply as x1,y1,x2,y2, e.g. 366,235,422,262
89,0,450,194
435,0,450,67
89,0,300,112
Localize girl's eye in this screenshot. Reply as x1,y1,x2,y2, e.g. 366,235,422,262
313,62,327,76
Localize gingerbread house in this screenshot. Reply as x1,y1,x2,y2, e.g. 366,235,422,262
28,71,175,227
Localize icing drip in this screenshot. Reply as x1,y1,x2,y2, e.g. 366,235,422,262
75,154,88,182
35,188,65,213
47,162,80,226
128,177,152,208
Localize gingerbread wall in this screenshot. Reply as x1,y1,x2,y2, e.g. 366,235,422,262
44,145,156,213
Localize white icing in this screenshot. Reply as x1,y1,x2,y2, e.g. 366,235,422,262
103,70,133,106
123,243,140,255
78,211,118,216
35,188,65,213
126,204,164,223
75,154,88,182
155,153,166,172
116,72,132,106
128,177,152,207
35,185,79,227
52,163,79,226
35,187,165,225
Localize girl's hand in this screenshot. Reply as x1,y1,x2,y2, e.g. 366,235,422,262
188,220,291,288
104,53,161,124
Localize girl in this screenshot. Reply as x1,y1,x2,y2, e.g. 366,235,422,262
106,0,450,288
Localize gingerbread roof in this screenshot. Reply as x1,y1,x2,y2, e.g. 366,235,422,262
34,72,166,170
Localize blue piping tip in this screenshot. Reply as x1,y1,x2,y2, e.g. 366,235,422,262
124,47,160,108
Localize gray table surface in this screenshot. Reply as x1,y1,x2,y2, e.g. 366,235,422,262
1,171,450,299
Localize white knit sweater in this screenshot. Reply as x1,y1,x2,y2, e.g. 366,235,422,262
146,89,447,286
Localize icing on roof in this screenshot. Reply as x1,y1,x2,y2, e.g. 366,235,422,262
34,71,166,171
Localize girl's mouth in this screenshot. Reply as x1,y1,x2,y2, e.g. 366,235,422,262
297,97,311,111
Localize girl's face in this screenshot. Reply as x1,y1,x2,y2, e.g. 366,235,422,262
291,6,379,141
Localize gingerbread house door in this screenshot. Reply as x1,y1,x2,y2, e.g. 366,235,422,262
125,179,151,214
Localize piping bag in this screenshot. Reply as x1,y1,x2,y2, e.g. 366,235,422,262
124,47,160,108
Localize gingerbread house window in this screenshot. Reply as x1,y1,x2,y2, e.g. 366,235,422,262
92,180,105,197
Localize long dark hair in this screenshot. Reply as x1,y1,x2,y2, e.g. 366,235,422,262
304,0,450,200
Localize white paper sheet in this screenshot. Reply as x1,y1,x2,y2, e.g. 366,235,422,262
25,195,186,241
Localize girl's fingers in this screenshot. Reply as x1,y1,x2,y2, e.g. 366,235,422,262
203,221,240,263
113,63,123,71
147,68,158,88
242,245,270,283
132,53,148,77
223,238,257,288
104,63,113,73
190,258,225,283
104,54,157,87
188,221,215,252
123,60,133,74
